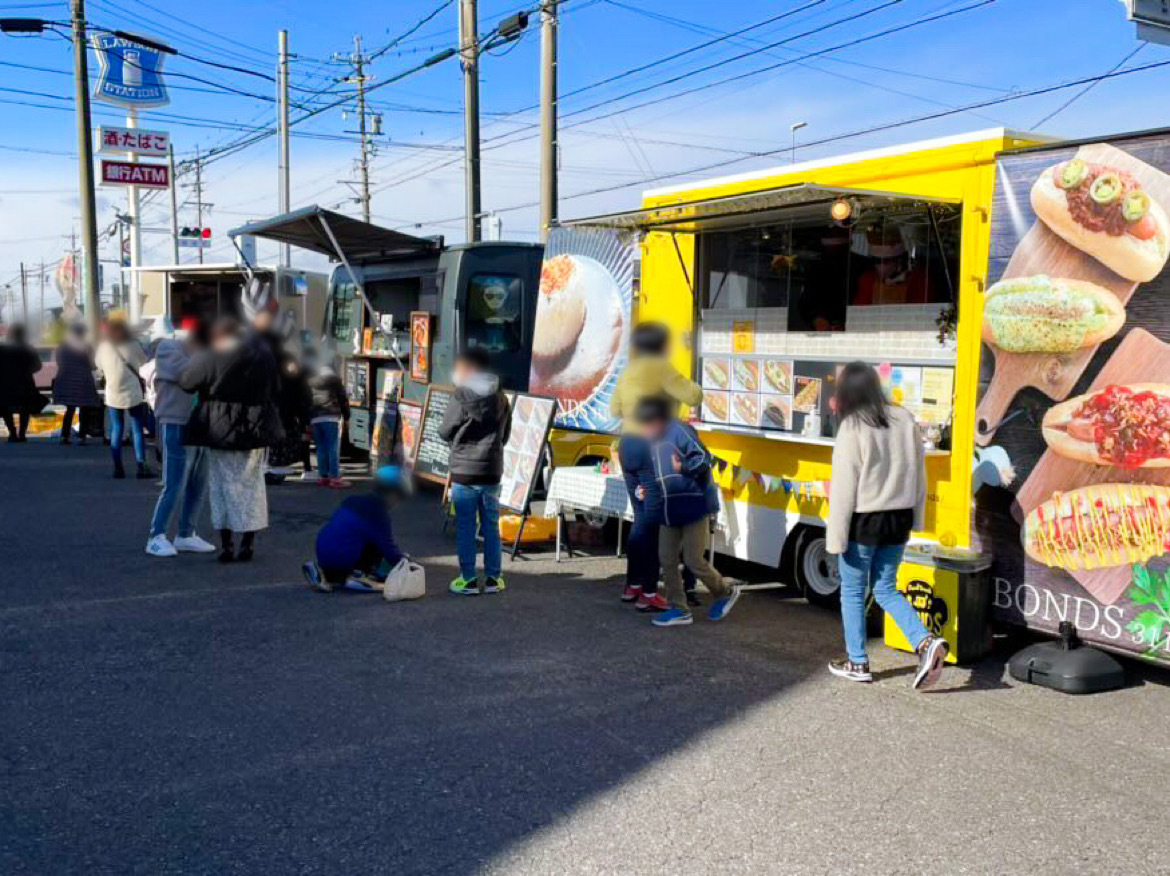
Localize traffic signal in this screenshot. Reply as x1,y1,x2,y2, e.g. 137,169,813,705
178,227,211,248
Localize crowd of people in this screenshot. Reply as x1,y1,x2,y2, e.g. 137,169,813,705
0,308,948,689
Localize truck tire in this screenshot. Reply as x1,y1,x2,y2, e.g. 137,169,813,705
793,526,840,608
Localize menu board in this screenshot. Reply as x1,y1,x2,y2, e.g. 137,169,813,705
410,311,432,382
413,384,453,484
499,393,557,513
370,399,399,472
345,361,369,409
975,131,1170,667
701,356,795,432
397,400,422,468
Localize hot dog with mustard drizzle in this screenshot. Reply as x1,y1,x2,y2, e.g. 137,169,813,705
1025,483,1170,571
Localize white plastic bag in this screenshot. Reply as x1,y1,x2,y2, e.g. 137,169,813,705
382,558,426,602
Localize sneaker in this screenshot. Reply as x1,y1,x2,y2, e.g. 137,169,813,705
344,574,382,593
449,576,481,596
174,534,216,554
708,585,742,622
828,658,873,683
299,470,319,482
621,584,642,602
145,534,178,558
330,478,353,490
636,592,671,612
651,607,694,627
483,576,506,594
913,637,949,691
303,561,333,593
318,479,334,488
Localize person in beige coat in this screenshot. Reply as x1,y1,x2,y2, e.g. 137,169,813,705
95,319,151,479
826,362,948,690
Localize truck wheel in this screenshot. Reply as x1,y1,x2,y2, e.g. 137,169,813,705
794,526,840,608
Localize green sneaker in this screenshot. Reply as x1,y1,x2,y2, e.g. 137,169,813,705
449,576,481,596
483,576,506,594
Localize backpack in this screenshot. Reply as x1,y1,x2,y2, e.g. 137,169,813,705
140,358,159,410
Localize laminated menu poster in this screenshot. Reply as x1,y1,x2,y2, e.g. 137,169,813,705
700,356,794,432
529,227,633,434
413,384,453,484
499,393,557,513
397,400,422,468
974,130,1170,666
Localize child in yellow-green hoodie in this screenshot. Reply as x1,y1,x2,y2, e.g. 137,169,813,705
610,322,703,612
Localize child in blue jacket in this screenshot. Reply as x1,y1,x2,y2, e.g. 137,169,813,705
302,465,409,593
628,398,740,627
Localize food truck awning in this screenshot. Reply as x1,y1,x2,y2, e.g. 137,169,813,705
563,184,959,233
228,206,440,263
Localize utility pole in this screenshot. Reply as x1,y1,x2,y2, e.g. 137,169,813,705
355,36,371,223
194,149,204,265
539,0,558,242
71,0,101,338
39,260,45,336
19,263,28,325
277,29,291,264
168,144,180,264
459,0,482,242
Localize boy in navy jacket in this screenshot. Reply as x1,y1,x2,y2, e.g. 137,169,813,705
302,465,409,593
629,398,741,627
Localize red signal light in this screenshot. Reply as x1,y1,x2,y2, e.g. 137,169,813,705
201,227,211,239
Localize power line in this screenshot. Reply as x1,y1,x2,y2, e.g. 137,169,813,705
1032,43,1147,128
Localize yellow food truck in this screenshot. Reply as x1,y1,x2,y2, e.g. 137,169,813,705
562,128,1049,608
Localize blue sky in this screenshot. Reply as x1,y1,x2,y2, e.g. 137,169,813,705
2,0,1169,304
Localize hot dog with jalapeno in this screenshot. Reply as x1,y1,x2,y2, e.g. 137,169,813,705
1042,383,1170,469
1031,158,1170,282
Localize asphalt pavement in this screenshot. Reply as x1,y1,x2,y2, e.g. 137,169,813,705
3,440,1170,875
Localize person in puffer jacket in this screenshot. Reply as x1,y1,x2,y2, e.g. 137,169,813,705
306,352,351,489
438,347,511,596
627,398,740,627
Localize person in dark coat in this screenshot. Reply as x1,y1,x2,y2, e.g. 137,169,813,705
0,324,45,443
306,353,351,488
179,317,283,563
438,347,511,595
53,321,102,445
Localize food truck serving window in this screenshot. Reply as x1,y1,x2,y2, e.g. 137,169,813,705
695,198,961,443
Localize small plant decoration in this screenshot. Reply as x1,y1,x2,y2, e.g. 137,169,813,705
1125,564,1170,660
936,303,958,346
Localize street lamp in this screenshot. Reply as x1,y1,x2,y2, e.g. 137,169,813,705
790,121,808,164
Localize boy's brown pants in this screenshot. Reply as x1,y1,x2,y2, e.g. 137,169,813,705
658,517,729,610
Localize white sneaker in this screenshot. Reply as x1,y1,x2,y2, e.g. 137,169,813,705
145,535,178,557
299,471,319,482
174,533,217,554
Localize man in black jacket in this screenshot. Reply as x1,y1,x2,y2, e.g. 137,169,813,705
439,348,511,596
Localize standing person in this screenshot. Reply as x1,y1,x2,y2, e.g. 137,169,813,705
180,317,283,563
826,361,948,689
53,321,102,445
306,351,351,489
622,398,740,628
144,325,215,558
95,318,152,478
0,324,44,443
609,322,703,611
270,348,313,482
439,348,511,596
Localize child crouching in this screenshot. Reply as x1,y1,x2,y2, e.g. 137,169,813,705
631,398,740,627
303,465,409,593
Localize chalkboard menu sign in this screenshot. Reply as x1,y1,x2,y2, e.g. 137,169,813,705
414,384,454,484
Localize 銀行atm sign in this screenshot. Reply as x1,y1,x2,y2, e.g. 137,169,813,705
97,125,169,157
101,160,170,189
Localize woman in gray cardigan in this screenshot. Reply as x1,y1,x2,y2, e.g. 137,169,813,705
826,362,948,690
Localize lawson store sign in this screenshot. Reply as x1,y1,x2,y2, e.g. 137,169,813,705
90,34,170,108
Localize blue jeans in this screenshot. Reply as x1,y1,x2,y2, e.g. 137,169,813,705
109,404,147,468
837,542,931,665
450,482,502,580
312,421,341,480
149,424,208,538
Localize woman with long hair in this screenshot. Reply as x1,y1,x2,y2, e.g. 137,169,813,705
826,361,948,689
180,317,283,563
95,319,151,478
